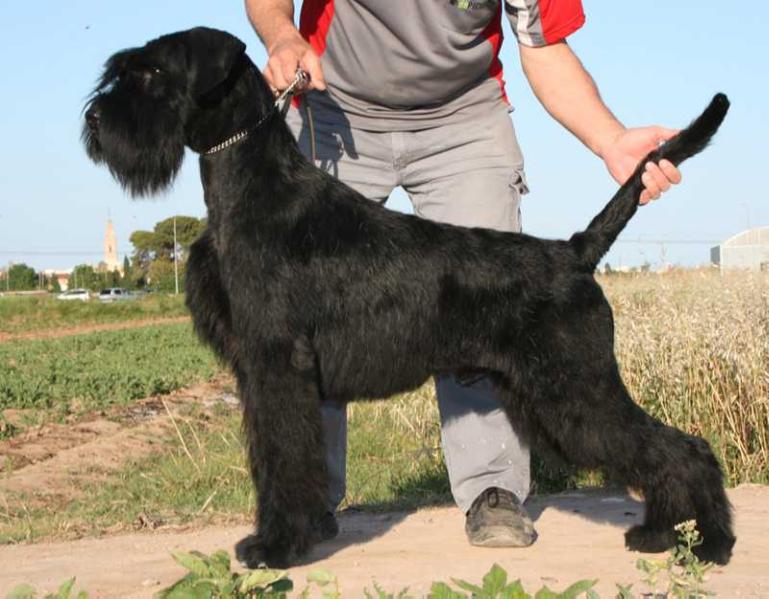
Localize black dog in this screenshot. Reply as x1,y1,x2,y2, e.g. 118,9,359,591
83,27,735,567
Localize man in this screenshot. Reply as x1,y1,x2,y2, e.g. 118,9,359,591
246,0,681,548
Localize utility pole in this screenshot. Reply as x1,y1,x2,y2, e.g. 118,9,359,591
740,202,751,230
173,215,179,295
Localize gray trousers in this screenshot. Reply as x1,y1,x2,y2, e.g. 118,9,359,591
286,93,531,513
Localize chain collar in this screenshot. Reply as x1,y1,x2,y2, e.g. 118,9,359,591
203,69,309,156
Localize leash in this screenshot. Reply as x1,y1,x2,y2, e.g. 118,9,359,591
204,68,310,155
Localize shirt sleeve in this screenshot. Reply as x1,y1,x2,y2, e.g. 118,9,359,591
504,0,585,47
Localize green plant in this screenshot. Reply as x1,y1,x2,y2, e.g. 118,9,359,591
634,520,715,598
301,570,341,599
157,550,292,598
6,577,87,599
0,412,18,439
363,581,412,599
157,552,351,599
0,323,218,412
430,564,598,599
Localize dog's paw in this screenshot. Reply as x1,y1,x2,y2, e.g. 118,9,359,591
235,534,294,569
692,531,735,565
624,525,676,554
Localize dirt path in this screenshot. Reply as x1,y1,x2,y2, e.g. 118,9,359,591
0,316,190,343
0,378,235,504
0,485,766,597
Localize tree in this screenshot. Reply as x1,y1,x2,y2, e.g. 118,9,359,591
121,255,135,289
70,264,101,291
129,230,157,271
128,215,205,292
153,216,206,261
49,275,62,293
148,258,185,293
8,263,37,291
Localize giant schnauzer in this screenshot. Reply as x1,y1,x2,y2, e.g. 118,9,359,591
83,27,735,567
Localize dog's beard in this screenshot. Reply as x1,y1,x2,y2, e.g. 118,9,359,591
82,96,185,197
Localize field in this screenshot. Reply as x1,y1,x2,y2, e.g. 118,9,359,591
0,271,767,547
0,293,188,339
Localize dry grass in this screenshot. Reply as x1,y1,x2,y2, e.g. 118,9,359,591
601,269,768,485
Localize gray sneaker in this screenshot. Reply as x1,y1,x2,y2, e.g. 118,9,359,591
465,487,537,547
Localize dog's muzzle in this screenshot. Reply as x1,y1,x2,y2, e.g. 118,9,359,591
85,106,101,134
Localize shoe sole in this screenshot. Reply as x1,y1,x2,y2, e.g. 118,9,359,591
468,525,537,548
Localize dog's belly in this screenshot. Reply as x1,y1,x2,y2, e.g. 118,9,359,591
313,331,434,401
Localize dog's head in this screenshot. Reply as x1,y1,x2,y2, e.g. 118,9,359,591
83,27,252,197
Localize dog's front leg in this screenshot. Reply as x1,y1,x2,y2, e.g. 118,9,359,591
236,341,329,568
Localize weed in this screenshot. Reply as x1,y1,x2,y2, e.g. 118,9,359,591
6,577,87,599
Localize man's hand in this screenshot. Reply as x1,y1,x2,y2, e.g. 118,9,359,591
245,0,326,94
265,28,326,93
601,127,683,205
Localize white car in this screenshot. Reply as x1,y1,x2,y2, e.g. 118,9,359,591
99,287,134,302
57,288,90,301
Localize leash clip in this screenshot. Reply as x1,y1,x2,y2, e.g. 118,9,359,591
275,69,310,116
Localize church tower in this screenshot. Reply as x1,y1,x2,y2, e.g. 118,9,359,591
103,219,120,272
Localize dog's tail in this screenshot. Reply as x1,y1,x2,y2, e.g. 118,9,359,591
569,93,729,271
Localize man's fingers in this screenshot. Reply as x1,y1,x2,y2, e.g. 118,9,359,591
641,171,661,201
639,189,651,205
645,162,671,193
266,56,293,91
659,159,682,184
301,51,326,91
262,63,277,90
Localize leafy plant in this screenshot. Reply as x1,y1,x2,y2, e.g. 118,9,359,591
634,520,715,598
301,570,341,599
430,564,597,599
6,577,87,599
0,323,218,412
157,550,293,598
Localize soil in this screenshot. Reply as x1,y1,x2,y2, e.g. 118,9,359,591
0,315,190,343
0,486,766,597
0,377,237,507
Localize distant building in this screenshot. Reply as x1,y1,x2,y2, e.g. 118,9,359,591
104,219,119,270
43,270,71,291
99,218,122,274
711,227,769,271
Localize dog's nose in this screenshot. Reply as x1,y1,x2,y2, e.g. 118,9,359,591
86,106,101,132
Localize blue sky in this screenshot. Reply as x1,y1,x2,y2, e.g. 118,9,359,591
0,1,767,271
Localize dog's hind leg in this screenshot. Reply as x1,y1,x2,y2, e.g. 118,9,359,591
512,365,734,564
236,339,329,568
622,420,735,565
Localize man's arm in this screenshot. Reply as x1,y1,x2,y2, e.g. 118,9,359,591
245,0,326,91
520,41,680,204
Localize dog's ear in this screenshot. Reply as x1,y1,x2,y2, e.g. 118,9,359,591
184,27,246,98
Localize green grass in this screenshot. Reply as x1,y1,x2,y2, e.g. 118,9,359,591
0,323,219,412
0,294,188,336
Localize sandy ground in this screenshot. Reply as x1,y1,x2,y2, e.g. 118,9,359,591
0,316,190,343
1,485,766,598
